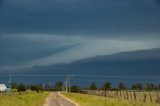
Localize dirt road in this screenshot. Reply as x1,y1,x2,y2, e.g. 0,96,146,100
43,92,77,106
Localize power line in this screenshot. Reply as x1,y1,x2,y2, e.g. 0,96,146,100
72,75,160,79
72,79,160,83
0,74,160,78
0,74,66,77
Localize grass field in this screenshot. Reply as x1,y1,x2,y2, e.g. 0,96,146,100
62,92,160,106
84,90,160,104
0,91,49,106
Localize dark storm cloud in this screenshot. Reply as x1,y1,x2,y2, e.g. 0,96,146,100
0,0,160,73
0,35,79,66
0,0,160,37
155,0,160,8
0,0,4,9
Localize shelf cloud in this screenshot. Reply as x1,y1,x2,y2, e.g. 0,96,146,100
0,0,160,72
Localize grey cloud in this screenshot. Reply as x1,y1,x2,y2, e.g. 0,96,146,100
0,44,76,66
0,34,160,72
0,0,160,38
0,34,80,66
0,0,4,9
3,36,160,69
155,0,160,8
0,0,160,73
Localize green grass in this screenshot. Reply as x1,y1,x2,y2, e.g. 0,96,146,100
0,91,49,106
62,93,160,106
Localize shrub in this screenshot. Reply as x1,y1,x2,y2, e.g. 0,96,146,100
17,83,26,92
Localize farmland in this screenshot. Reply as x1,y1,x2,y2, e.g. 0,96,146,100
0,91,49,106
62,92,160,106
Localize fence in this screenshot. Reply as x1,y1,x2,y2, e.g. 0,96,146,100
82,90,160,104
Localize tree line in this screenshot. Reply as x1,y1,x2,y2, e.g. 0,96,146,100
11,81,63,92
89,82,160,91
10,81,160,92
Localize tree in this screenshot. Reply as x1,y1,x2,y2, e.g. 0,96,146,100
71,86,81,92
145,83,155,91
53,81,63,91
158,84,160,90
17,83,26,92
102,82,112,91
45,84,53,91
11,82,17,89
29,84,43,92
90,82,97,90
118,82,127,90
132,83,143,90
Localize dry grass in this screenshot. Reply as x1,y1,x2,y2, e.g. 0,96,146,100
0,91,49,106
62,92,160,106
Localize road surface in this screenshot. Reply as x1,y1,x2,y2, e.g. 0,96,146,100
44,92,77,106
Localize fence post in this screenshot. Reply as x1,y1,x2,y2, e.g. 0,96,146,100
156,92,160,104
114,91,116,98
126,91,129,100
143,94,147,103
134,92,137,101
120,91,122,99
129,92,133,101
149,92,153,103
116,91,120,100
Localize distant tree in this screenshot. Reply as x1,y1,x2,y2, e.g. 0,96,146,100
112,87,119,91
71,86,81,92
53,81,63,91
90,82,97,90
118,82,127,90
11,82,17,89
102,82,112,91
30,84,43,92
145,83,155,91
158,84,160,90
132,83,143,90
17,83,26,92
45,84,53,91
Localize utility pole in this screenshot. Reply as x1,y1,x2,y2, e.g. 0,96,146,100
62,75,66,92
63,75,72,93
66,75,69,92
9,74,12,92
43,83,45,91
62,83,64,92
68,75,70,92
69,75,71,92
69,75,74,92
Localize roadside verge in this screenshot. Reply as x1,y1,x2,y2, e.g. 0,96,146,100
59,92,81,106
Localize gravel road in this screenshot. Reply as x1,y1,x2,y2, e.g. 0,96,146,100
43,92,76,106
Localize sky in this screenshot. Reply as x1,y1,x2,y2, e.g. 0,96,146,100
0,0,160,72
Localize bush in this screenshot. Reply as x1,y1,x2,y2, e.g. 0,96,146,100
132,83,143,90
29,84,43,92
17,83,26,92
90,82,97,90
71,86,81,92
118,82,127,90
102,82,112,91
53,81,63,91
145,83,155,91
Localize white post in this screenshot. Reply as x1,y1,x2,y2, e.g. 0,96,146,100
9,74,12,92
69,75,71,92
